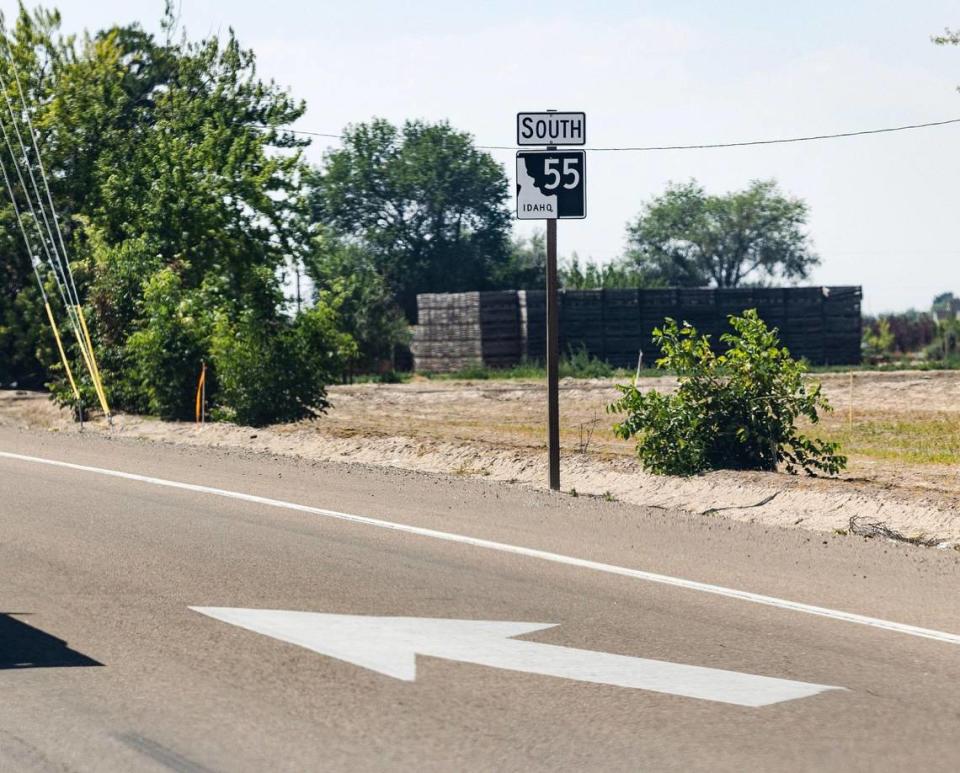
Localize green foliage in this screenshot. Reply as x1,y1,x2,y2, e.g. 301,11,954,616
560,346,614,378
375,370,406,384
932,291,959,323
0,277,45,388
624,180,819,288
304,234,410,374
862,317,895,363
210,303,355,427
932,291,957,310
926,319,960,362
609,311,846,476
560,254,646,289
932,28,960,46
0,4,352,425
862,311,937,357
445,363,494,380
124,268,209,419
310,118,512,316
495,235,648,291
493,231,547,290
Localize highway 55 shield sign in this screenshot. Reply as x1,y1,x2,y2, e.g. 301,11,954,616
516,150,586,220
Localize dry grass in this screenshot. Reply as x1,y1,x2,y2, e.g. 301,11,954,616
4,372,958,544
320,370,960,499
819,411,960,466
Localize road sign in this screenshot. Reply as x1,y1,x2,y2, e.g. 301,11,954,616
516,150,586,220
517,111,586,146
516,111,588,492
191,608,841,707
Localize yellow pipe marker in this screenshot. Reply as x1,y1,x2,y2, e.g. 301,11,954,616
195,363,207,425
44,301,80,402
75,305,110,417
70,322,109,417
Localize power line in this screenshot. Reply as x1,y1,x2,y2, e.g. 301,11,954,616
264,116,960,152
0,44,112,418
584,116,960,152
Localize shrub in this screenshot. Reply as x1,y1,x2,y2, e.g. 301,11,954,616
210,303,354,427
926,319,960,362
609,310,846,476
862,312,936,359
862,318,895,363
560,346,614,379
307,239,410,374
124,269,209,420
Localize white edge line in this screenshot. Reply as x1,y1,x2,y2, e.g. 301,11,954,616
2,449,959,647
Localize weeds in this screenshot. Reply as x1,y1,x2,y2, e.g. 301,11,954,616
848,515,943,548
420,356,960,384
821,413,960,466
425,348,639,381
577,411,601,454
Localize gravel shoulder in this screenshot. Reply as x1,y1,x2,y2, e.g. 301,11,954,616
2,370,958,547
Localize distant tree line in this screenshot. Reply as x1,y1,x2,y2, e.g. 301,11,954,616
862,297,959,363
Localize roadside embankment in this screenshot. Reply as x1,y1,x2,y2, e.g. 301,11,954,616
2,370,958,547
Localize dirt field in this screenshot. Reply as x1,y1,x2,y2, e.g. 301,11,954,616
2,370,958,546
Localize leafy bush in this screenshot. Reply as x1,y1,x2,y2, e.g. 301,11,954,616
209,303,354,427
862,317,895,363
306,238,410,375
862,312,936,358
609,310,846,476
926,319,960,362
560,346,614,378
124,269,209,420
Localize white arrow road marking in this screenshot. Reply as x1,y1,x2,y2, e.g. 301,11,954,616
190,608,843,707
3,450,959,646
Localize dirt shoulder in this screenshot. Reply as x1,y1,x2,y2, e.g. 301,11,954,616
2,369,958,548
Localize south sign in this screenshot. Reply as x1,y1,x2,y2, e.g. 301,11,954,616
516,112,587,146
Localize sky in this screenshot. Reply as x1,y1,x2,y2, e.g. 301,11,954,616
15,0,960,313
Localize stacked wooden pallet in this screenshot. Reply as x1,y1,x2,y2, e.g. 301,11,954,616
413,287,862,373
519,290,546,363
559,290,605,359
411,291,521,373
601,290,645,368
820,286,863,365
411,293,484,373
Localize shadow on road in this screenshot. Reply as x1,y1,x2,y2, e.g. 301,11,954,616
0,613,102,670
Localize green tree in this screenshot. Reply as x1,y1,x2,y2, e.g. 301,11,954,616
0,5,71,389
862,317,895,363
305,233,410,375
310,119,512,316
624,180,819,288
123,268,209,419
560,254,645,289
927,318,960,362
492,231,547,290
932,291,957,318
0,3,349,423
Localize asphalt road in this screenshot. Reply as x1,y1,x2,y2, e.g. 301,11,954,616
1,424,959,772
